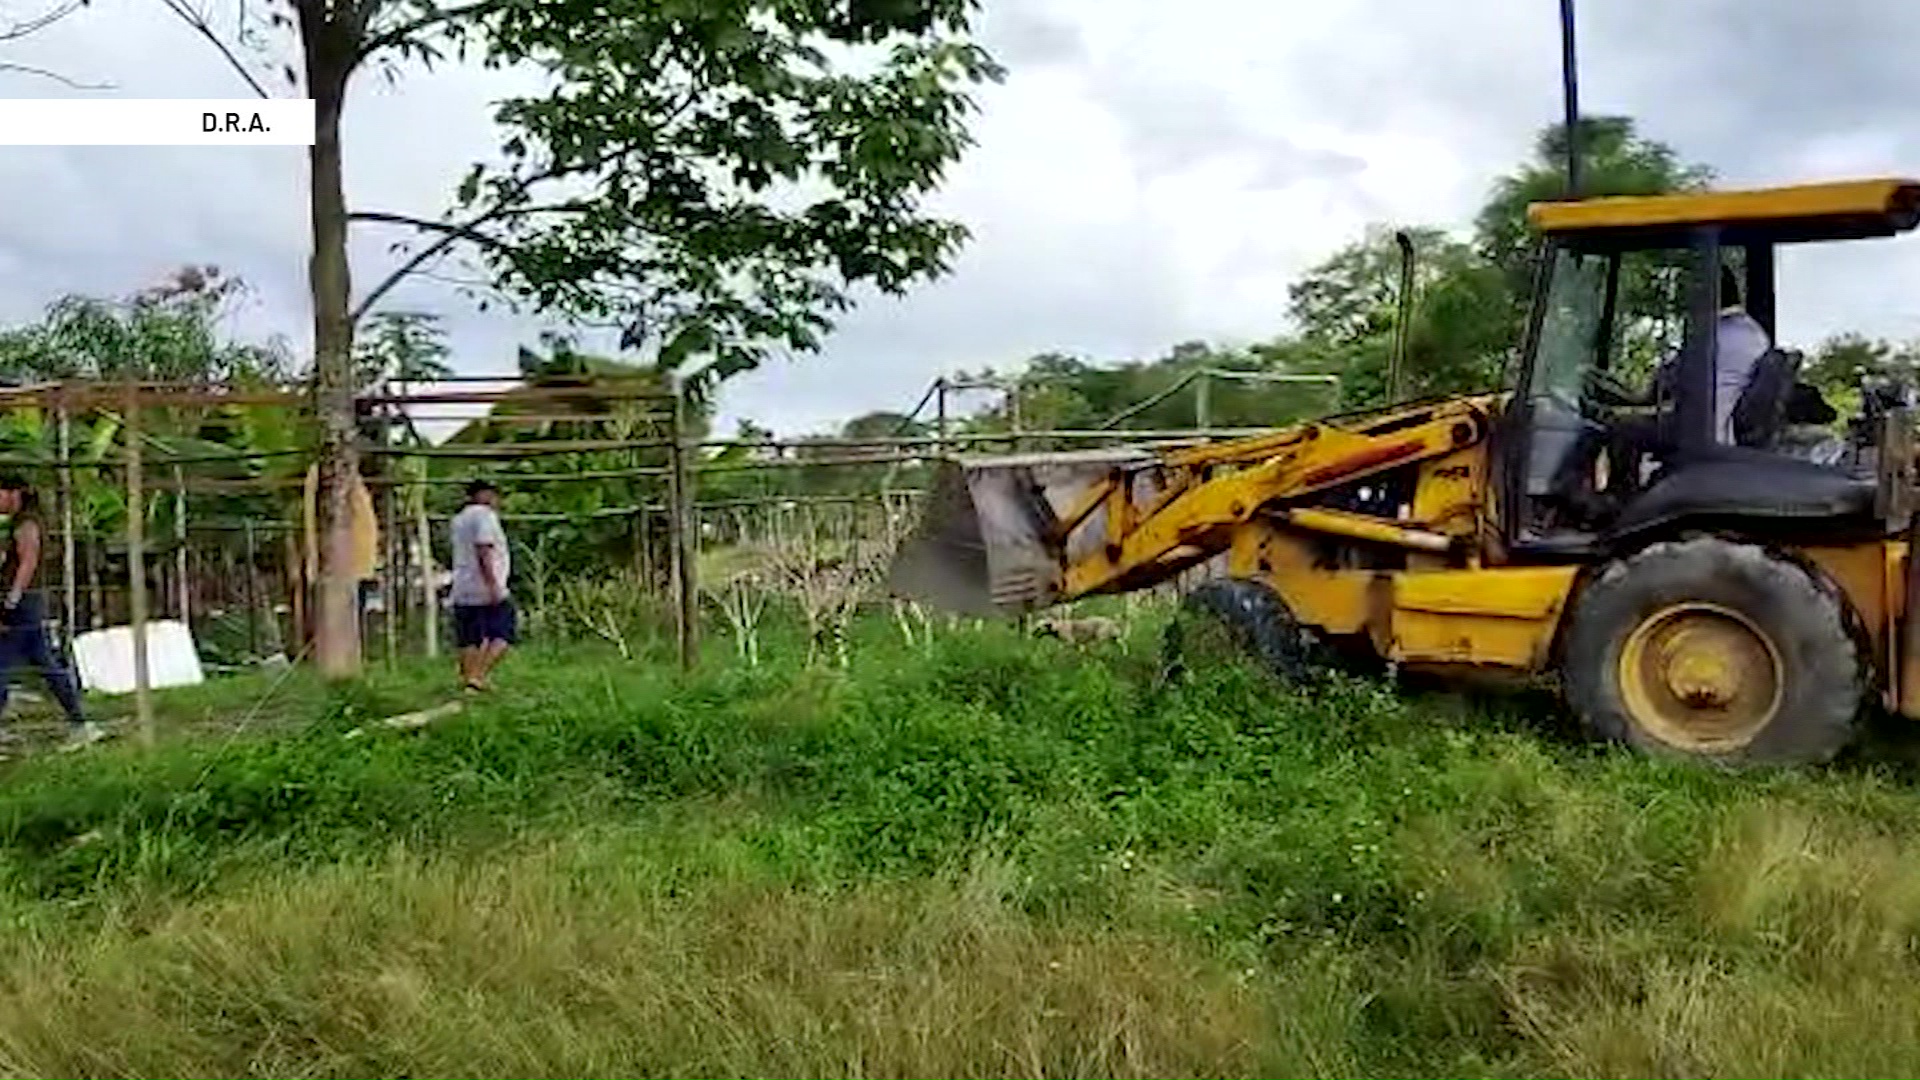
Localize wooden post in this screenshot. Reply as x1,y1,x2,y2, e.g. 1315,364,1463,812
630,509,644,582
639,507,655,593
380,412,398,668
124,387,153,746
285,531,306,652
413,462,437,659
243,518,260,659
934,377,949,455
84,533,100,628
625,439,643,588
56,398,75,651
171,466,188,622
667,384,697,669
1195,370,1213,431
531,536,546,622
1007,379,1023,454
398,495,415,654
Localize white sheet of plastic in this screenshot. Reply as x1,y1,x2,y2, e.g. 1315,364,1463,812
71,621,205,695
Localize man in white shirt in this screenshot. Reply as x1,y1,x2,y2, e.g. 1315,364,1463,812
1610,266,1772,446
1713,266,1772,445
449,478,515,692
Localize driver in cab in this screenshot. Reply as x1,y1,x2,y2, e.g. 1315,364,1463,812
1592,266,1769,446
1708,267,1771,444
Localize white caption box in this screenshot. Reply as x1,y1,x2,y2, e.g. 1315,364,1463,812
0,99,315,146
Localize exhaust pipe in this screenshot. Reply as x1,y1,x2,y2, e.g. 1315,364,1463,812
1389,230,1416,405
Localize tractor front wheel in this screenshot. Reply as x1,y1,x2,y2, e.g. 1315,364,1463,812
1563,537,1863,766
1162,579,1334,685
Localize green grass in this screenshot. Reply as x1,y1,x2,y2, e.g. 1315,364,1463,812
0,612,1916,1074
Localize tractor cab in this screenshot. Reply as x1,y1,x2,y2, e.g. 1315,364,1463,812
1502,178,1920,557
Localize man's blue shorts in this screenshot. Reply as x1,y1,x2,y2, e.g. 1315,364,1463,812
452,600,518,648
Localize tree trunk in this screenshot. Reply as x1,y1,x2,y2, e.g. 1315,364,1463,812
303,10,361,679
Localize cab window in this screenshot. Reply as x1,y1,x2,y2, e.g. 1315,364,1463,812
1528,247,1613,409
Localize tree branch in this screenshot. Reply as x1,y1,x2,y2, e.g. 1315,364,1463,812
348,210,517,245
157,0,270,98
0,0,107,88
407,266,496,288
357,0,501,59
347,206,574,324
0,0,81,40
347,122,674,325
349,228,472,324
0,60,107,88
351,129,664,318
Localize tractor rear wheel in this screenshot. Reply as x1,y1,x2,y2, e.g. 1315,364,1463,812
1162,578,1333,684
1563,537,1863,766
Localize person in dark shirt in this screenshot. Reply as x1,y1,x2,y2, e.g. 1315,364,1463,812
0,475,101,751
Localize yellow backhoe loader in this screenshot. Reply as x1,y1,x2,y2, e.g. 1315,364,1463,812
889,178,1920,766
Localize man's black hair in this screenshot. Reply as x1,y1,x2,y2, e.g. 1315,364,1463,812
1720,265,1742,308
0,474,38,513
466,478,498,498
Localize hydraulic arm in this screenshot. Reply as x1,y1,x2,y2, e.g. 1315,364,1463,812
889,394,1499,615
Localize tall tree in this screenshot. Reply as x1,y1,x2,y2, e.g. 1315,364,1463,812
0,275,303,637
1277,118,1713,408
841,411,924,440
164,0,1001,676
1289,226,1456,351
1802,333,1920,415
0,266,290,385
1477,116,1713,378
353,310,451,389
1475,116,1713,283
1287,227,1511,405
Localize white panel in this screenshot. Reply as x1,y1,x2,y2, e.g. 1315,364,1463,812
72,622,206,695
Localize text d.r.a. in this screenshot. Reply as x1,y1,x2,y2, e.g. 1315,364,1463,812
202,112,269,133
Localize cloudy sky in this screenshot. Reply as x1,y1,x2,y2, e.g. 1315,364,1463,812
4,0,1919,435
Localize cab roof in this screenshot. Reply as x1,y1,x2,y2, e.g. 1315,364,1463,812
1527,178,1920,249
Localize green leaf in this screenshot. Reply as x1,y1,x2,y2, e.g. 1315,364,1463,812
395,0,996,391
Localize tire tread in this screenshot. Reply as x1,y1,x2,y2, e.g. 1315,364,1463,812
1563,536,1862,766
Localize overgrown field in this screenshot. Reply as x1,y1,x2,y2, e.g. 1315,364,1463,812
0,612,1916,1076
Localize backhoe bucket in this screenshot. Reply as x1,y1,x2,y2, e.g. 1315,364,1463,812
888,449,1160,616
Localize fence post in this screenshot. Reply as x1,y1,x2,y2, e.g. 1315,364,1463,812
666,383,698,669
123,385,153,746
413,458,437,660
171,466,188,622
935,377,949,455
243,518,261,659
630,508,646,584
379,405,398,668
1007,378,1023,454
638,507,655,594
56,394,75,652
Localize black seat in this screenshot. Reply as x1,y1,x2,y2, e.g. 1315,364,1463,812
1732,348,1802,448
1784,380,1838,427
